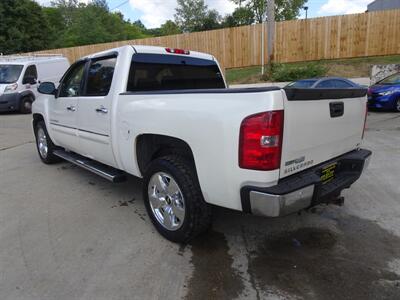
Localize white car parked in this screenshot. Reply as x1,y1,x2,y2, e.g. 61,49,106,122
32,45,371,243
0,55,69,113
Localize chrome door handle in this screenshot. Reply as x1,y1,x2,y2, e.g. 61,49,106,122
95,106,108,114
66,106,76,111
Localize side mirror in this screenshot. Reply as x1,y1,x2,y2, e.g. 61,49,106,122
23,76,37,85
38,82,56,95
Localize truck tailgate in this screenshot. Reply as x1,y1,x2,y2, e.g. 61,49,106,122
280,88,368,178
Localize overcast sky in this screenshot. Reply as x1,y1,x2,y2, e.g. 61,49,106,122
35,0,372,28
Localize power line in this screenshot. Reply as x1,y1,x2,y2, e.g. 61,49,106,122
110,0,130,10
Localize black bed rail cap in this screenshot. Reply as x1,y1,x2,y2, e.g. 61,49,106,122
284,88,368,101
120,86,281,96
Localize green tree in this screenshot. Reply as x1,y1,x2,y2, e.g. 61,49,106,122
56,3,106,46
50,0,79,26
43,7,66,48
175,0,221,32
51,0,78,6
133,20,147,31
92,0,109,10
123,22,148,40
275,0,307,21
60,3,147,47
0,0,51,54
231,0,307,23
159,20,182,36
0,0,151,54
202,10,222,31
224,6,255,27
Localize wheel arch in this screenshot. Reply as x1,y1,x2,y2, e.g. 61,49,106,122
394,96,400,111
20,90,36,101
135,134,197,176
32,113,45,130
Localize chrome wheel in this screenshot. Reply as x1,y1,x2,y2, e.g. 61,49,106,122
396,99,400,112
148,172,185,231
37,127,48,158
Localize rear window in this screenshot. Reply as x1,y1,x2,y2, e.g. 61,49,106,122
127,53,225,92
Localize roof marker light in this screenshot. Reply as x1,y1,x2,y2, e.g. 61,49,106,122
166,48,190,55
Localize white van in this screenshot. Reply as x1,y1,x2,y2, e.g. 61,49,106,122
0,55,69,113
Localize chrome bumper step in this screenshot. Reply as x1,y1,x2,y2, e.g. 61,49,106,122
53,150,127,183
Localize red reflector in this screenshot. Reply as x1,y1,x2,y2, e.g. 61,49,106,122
239,110,284,171
165,48,190,55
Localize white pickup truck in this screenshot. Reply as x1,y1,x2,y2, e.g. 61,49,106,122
32,45,371,242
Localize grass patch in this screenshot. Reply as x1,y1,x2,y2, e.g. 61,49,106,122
264,63,328,82
226,55,400,84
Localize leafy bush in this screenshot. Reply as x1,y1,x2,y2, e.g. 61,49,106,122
263,63,328,82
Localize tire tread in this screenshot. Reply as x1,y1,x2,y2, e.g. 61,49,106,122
20,97,32,114
143,155,212,243
34,121,62,164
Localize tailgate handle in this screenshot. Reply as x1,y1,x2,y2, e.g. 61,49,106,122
330,102,344,118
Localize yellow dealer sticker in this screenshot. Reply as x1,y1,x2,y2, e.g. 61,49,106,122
321,163,337,184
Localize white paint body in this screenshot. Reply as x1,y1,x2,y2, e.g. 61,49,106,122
33,46,367,212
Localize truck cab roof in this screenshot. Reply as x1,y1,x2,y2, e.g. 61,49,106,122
82,45,215,62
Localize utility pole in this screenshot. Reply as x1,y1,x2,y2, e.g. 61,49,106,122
261,0,275,75
261,7,266,75
267,0,275,68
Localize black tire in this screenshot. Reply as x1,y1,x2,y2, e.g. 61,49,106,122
20,97,33,114
143,155,212,243
34,121,62,164
395,98,400,112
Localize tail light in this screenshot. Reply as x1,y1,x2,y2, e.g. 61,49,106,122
165,48,190,55
239,110,284,171
362,103,368,139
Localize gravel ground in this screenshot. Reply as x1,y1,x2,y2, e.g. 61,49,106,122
0,111,399,300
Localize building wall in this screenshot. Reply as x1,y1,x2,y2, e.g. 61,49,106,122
368,0,400,12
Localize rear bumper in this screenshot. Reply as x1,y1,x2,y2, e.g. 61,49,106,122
241,149,372,217
0,93,20,112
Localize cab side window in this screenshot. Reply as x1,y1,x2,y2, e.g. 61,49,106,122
84,57,117,96
22,65,38,84
58,62,86,97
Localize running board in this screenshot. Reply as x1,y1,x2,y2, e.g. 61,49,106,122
53,150,127,183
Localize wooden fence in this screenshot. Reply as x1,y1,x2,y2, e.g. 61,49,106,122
26,9,400,70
